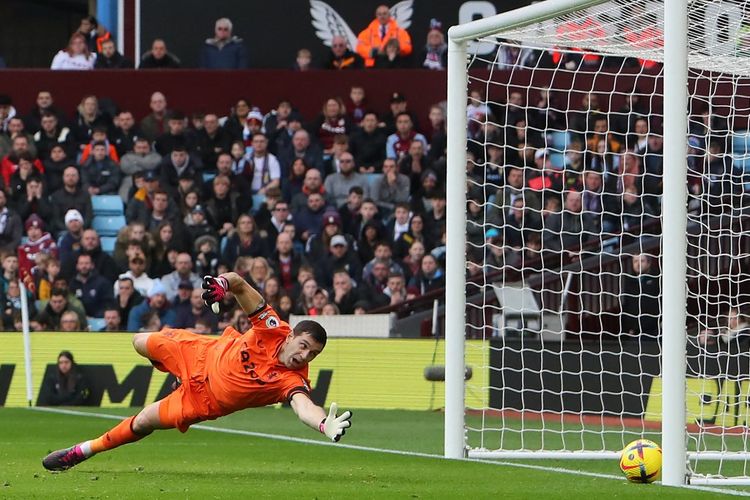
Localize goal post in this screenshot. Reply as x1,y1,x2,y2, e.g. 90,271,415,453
446,0,750,487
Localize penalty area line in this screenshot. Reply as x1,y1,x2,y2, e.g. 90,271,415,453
29,407,750,497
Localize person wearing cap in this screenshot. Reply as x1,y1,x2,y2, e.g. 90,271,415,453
154,111,197,156
126,279,176,332
199,17,248,70
356,4,412,68
18,213,58,286
316,233,362,289
161,252,202,302
242,108,264,146
380,92,418,135
185,204,218,243
323,152,370,208
324,35,364,70
70,253,113,318
304,208,345,263
50,166,93,234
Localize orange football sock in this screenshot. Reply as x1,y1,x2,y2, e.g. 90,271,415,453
89,416,149,454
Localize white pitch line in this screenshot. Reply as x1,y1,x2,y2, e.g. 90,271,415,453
29,407,750,497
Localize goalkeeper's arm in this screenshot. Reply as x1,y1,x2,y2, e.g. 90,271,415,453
290,392,352,442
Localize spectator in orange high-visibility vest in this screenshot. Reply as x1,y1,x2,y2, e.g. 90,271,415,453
356,5,412,68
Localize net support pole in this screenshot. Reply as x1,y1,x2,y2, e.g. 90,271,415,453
662,0,689,487
20,282,33,406
444,32,468,460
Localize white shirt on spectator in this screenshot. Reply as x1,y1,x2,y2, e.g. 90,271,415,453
51,51,96,70
114,272,154,298
249,153,281,192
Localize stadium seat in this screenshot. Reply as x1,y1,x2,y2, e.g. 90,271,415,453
365,173,382,191
91,195,124,216
92,215,126,237
202,172,217,184
100,236,116,255
220,235,228,255
35,300,45,312
546,130,569,153
87,317,105,332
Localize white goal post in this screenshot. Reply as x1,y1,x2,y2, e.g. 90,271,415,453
446,0,750,487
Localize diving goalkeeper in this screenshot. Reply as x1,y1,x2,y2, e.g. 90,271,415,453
42,272,352,471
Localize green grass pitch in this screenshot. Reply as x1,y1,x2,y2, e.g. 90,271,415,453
0,406,744,498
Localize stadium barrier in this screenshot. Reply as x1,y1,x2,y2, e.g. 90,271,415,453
289,314,391,338
0,332,487,411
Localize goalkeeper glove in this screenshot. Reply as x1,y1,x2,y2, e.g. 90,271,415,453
319,402,352,442
202,275,229,314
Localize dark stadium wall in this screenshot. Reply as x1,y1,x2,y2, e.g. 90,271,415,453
139,0,528,69
1,69,446,125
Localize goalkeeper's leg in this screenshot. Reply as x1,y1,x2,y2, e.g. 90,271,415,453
42,400,168,472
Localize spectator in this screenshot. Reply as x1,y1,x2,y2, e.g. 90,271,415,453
358,220,384,264
42,145,71,195
382,271,413,306
350,112,387,172
1,137,43,186
2,279,34,330
212,153,252,211
294,192,329,244
70,253,113,318
154,111,198,156
115,276,143,324
346,85,367,124
324,152,369,207
294,48,312,71
161,252,201,302
126,279,176,331
196,113,232,168
356,4,412,68
306,209,347,262
221,98,251,140
322,303,339,315
244,133,281,195
50,168,93,234
185,204,218,243
24,91,67,135
542,190,599,254
174,287,218,331
409,253,444,296
70,95,111,148
81,141,121,195
699,307,750,347
374,158,410,214
51,33,96,70
94,38,133,68
37,351,90,406
205,175,242,236
140,92,172,142
620,253,660,339
386,113,428,160
426,105,447,164
318,234,362,288
35,287,88,331
7,154,44,205
221,214,268,265
0,253,18,294
200,17,248,69
269,232,306,292
293,277,318,315
330,270,360,314
314,98,352,155
384,202,411,243
0,94,15,136
291,168,328,213
338,186,364,236
116,256,153,298
362,258,390,304
278,129,324,174
257,195,291,245
381,92,417,136
419,20,447,70
0,190,22,253
140,39,181,69
33,112,75,160
351,198,383,241
322,134,351,177
194,235,220,277
424,191,447,244
400,239,424,283
248,256,273,292
101,306,122,331
159,145,202,195
323,35,363,70
111,110,141,157
16,175,52,223
119,138,161,200
374,39,410,69
77,15,110,54
363,240,403,280
18,213,57,285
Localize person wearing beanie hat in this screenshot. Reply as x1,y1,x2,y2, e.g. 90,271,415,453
125,278,177,332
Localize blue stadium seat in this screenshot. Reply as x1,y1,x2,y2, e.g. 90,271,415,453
87,317,105,332
546,130,569,153
365,173,382,191
91,195,124,216
202,172,217,184
92,215,126,237
100,236,116,255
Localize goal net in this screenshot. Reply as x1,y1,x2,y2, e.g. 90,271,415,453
446,0,750,486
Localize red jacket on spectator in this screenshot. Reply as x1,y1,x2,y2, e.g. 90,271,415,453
1,155,45,187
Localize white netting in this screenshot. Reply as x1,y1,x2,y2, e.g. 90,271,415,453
460,0,750,482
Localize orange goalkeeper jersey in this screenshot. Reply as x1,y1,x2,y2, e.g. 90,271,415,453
206,304,311,414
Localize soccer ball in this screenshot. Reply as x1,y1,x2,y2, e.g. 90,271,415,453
619,439,662,483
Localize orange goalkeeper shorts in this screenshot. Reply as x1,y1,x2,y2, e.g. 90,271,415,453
146,328,224,432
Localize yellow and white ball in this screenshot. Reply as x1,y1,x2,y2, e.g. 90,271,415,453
619,439,662,483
